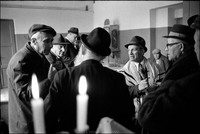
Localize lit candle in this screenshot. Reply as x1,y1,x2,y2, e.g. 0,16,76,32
76,75,89,132
31,74,45,133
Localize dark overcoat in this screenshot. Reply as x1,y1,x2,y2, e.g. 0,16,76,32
45,59,135,133
6,42,51,133
138,51,200,134
62,38,79,67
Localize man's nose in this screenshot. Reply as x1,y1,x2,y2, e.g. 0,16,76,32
61,47,65,52
49,43,53,48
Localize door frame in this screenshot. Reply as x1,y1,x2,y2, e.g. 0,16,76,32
0,19,16,89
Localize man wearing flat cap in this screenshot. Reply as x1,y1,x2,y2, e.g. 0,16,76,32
46,34,67,71
152,48,169,81
63,27,80,67
137,24,200,134
119,36,159,124
7,24,57,133
44,27,135,133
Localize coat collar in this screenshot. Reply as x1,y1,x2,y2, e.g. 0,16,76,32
163,51,200,82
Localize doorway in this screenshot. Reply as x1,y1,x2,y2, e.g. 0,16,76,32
0,19,16,90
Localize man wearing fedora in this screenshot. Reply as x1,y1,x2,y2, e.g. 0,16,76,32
44,27,135,133
6,24,56,133
46,34,67,72
119,36,159,121
63,27,80,67
137,24,200,134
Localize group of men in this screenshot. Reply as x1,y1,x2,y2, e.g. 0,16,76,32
6,14,200,134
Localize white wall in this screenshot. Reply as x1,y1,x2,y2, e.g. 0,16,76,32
1,1,183,33
1,1,94,34
93,1,182,30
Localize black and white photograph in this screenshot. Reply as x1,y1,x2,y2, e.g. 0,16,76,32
1,1,200,134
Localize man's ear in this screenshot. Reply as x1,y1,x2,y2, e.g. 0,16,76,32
179,42,184,52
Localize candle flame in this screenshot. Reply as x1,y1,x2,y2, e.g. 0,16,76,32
31,74,40,99
78,75,87,95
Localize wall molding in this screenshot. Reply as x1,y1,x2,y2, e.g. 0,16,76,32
1,3,93,12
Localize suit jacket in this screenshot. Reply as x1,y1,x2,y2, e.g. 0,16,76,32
138,51,200,134
6,42,51,133
44,59,135,133
119,57,159,98
45,51,66,71
62,38,79,67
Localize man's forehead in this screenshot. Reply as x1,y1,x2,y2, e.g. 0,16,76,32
167,38,179,43
38,31,53,38
128,44,142,49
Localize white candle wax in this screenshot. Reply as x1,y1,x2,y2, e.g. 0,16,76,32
31,74,45,133
77,94,89,132
31,98,45,133
76,75,89,132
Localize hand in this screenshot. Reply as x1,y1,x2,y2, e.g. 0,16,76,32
133,98,141,119
53,61,63,70
48,64,57,82
138,78,149,91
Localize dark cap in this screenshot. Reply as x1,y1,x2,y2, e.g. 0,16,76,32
52,34,67,45
187,14,198,27
152,48,161,54
190,15,200,30
163,24,195,44
28,24,56,38
125,36,147,52
81,27,111,56
68,27,79,35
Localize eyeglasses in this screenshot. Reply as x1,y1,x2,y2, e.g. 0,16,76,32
166,42,180,48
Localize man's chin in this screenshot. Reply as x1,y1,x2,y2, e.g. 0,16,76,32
129,58,135,61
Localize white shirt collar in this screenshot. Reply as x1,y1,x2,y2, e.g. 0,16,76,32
132,60,145,71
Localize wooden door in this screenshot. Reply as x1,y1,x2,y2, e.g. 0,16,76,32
0,19,16,89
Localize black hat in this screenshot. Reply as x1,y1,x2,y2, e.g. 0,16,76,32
52,34,67,45
163,24,195,44
187,14,198,27
28,24,56,38
190,15,200,30
125,36,147,52
68,27,79,35
81,27,111,56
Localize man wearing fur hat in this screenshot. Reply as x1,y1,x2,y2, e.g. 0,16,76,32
44,27,135,133
6,24,56,133
137,24,200,134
